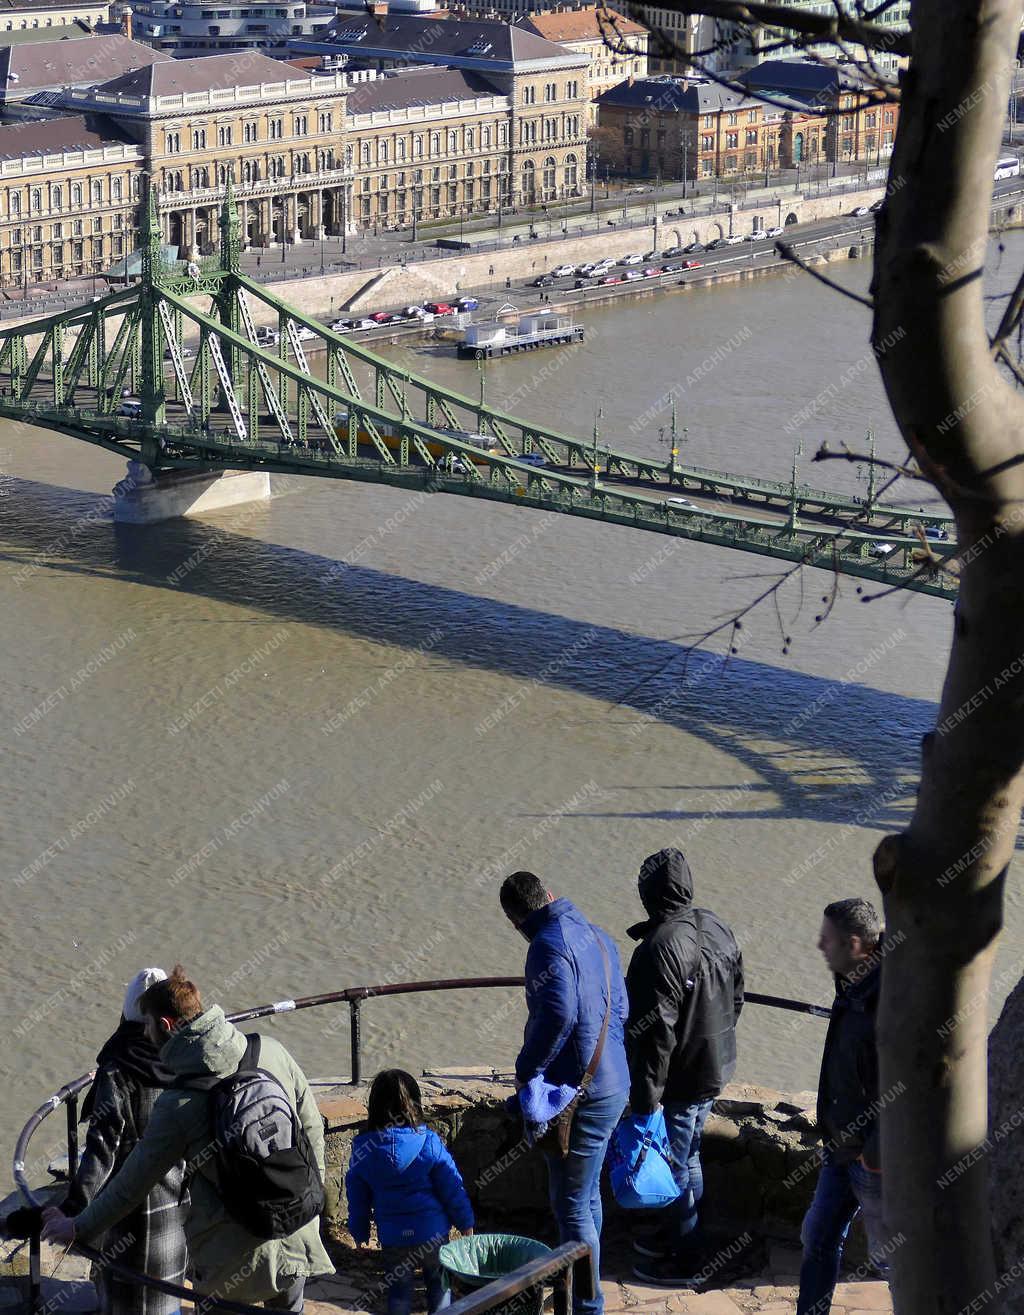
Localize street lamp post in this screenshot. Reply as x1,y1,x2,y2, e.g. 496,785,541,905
680,125,688,199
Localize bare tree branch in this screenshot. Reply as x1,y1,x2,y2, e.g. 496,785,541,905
776,241,876,308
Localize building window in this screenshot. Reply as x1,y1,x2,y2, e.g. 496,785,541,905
397,137,406,160
430,131,440,155
73,218,83,236
360,140,370,165
379,140,388,163
624,127,634,146
746,128,757,145
866,112,877,128
294,114,308,135
447,130,456,152
544,81,555,101
523,85,535,105
244,120,258,142
91,179,101,203
703,114,712,127
482,125,491,148
30,188,41,213
726,132,738,148
218,124,232,146
191,129,206,150
52,222,63,239
269,117,283,139
727,112,737,125
9,193,20,217
413,134,422,157
564,153,577,191
748,109,756,122
542,155,556,199
701,134,713,150
319,111,332,132
166,130,180,152
566,79,578,98
112,177,122,201
726,154,736,170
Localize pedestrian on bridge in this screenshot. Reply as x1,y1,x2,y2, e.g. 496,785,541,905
499,871,629,1315
624,849,744,1288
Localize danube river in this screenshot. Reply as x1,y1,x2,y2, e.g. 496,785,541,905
2,240,1022,1165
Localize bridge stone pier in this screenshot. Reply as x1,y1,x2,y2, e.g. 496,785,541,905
112,461,272,524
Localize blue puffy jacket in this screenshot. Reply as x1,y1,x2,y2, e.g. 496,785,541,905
514,898,630,1101
345,1126,474,1249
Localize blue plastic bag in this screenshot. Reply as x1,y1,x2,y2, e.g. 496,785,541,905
608,1109,681,1210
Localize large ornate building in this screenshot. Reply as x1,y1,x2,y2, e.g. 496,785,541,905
292,14,590,210
65,51,351,252
514,6,648,123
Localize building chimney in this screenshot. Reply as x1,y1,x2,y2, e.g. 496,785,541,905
122,7,132,38
371,1,386,13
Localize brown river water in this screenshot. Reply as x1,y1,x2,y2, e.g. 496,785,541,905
3,238,1023,1171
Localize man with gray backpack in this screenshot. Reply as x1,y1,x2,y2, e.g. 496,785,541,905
42,965,333,1311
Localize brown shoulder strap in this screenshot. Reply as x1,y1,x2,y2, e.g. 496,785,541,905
580,937,613,1090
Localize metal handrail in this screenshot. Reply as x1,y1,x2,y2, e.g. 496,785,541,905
11,975,829,1315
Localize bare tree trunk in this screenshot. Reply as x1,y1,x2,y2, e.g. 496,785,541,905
871,2,1024,1310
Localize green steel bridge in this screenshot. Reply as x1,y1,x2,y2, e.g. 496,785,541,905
0,187,957,602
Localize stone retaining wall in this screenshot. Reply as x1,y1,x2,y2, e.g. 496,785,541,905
316,1073,862,1261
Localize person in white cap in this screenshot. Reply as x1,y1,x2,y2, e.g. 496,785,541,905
61,968,189,1315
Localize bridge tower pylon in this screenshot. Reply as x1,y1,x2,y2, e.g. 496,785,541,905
138,177,166,457
216,179,242,382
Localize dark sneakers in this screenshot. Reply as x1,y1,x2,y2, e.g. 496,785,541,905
631,1243,708,1289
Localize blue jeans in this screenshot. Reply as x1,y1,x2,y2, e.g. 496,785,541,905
796,1156,890,1315
383,1243,450,1315
663,1099,714,1252
544,1087,628,1315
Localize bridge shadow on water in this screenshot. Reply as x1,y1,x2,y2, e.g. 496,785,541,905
1,474,941,833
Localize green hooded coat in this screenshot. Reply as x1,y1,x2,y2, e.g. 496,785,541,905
72,1006,334,1303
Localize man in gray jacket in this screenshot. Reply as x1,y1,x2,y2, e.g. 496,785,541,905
43,965,333,1311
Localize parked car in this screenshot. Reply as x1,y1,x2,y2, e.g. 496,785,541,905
745,229,769,241
766,225,785,237
925,525,951,541
624,269,644,280
869,198,885,212
404,304,426,317
575,277,597,288
578,262,599,276
348,318,377,331
620,253,644,265
551,264,575,277
851,205,871,217
601,274,623,285
518,452,547,466
532,275,555,287
627,185,650,194
662,245,685,257
425,301,455,314
163,345,195,360
118,399,143,419
328,318,351,332
255,326,279,347
642,266,661,277
683,242,705,253
682,260,703,270
869,541,897,558
666,496,697,510
706,238,728,250
369,311,393,323
724,235,745,245
457,296,480,310
662,263,684,274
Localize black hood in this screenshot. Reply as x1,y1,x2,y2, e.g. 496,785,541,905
631,848,694,932
80,1019,175,1119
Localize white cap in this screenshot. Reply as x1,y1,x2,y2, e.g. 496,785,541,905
123,968,167,1023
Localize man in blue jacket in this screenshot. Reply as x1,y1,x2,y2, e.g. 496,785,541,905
500,871,629,1315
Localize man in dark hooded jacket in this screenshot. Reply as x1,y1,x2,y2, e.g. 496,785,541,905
624,849,743,1286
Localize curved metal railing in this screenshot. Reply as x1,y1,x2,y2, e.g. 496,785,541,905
12,975,830,1315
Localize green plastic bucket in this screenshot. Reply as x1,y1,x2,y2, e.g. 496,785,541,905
439,1233,551,1315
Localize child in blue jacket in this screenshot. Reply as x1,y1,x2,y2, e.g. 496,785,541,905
346,1069,475,1315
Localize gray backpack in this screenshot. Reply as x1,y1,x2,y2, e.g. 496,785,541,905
176,1034,324,1239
